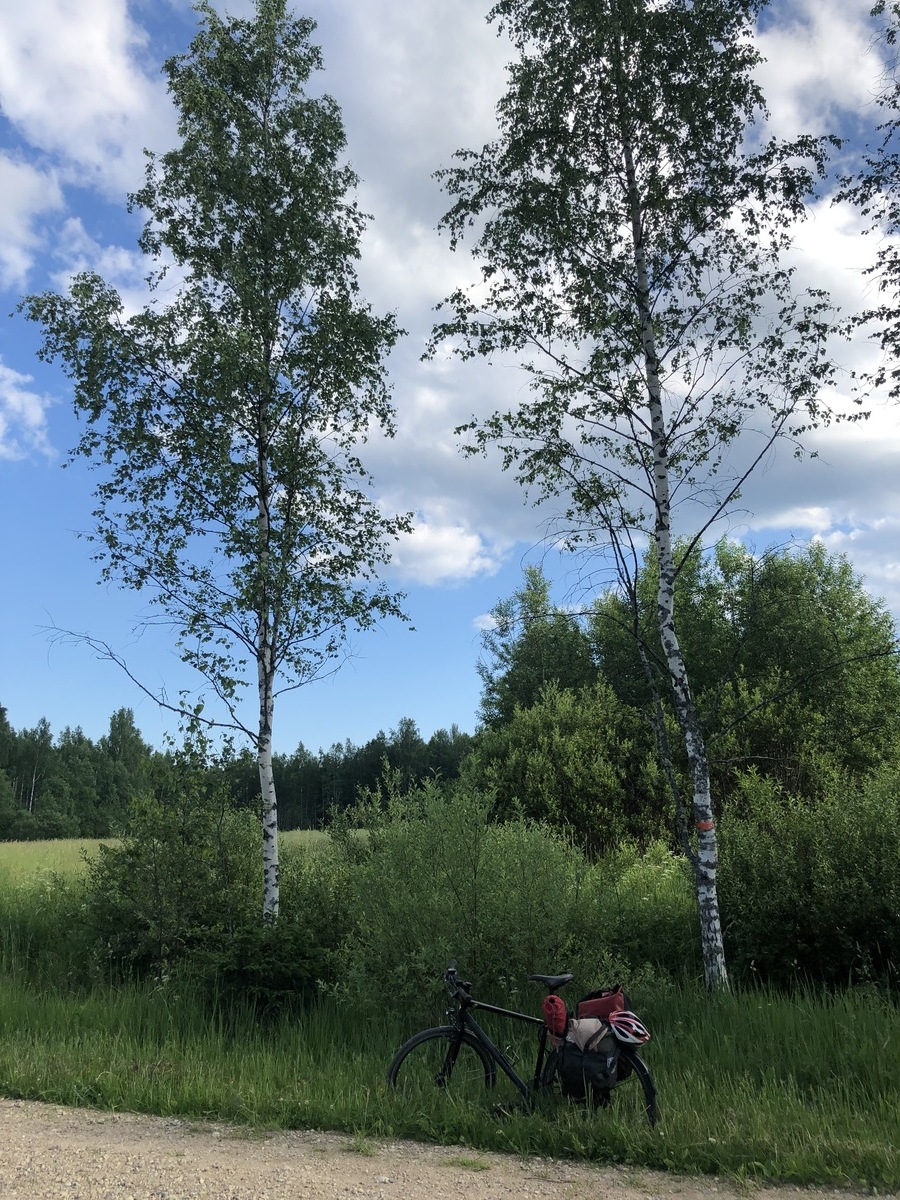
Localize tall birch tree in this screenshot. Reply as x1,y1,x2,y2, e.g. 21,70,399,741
840,1,900,396
431,0,848,988
22,0,410,923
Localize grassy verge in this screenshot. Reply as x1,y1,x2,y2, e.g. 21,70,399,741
0,972,896,1189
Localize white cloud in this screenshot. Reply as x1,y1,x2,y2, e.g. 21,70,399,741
0,360,54,460
817,519,900,613
0,155,63,288
49,216,156,312
390,512,507,585
0,0,175,195
755,0,882,139
752,503,835,533
472,611,498,633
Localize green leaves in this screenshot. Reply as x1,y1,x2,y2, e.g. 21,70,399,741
433,0,842,547
22,2,409,734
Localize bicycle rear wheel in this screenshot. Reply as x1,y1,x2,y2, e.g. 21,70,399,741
541,1045,658,1127
615,1047,658,1127
387,1026,497,1101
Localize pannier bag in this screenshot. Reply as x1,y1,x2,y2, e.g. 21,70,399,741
576,983,629,1021
542,993,568,1039
557,1017,620,1102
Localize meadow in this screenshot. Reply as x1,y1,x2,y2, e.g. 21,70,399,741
1,832,898,1188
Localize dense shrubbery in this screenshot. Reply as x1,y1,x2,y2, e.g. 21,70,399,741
319,776,697,1015
461,681,668,854
4,763,900,1006
719,768,900,988
78,758,349,1012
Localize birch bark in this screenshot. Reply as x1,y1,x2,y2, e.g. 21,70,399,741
622,135,729,990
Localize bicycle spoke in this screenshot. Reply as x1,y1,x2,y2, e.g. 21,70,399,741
388,1029,495,1102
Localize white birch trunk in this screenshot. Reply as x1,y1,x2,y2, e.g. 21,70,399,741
257,411,279,925
258,665,279,925
622,135,729,991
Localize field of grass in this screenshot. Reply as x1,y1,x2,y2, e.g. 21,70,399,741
0,838,114,883
1,835,898,1188
0,829,325,884
0,971,896,1188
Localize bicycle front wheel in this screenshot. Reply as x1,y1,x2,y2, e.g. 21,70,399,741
387,1026,497,1101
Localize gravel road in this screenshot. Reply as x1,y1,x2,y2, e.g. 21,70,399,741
0,1097,888,1200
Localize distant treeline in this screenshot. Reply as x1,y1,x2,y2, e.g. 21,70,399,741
0,706,473,840
5,539,900,849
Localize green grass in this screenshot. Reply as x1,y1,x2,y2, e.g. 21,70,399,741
1,831,897,1186
0,971,896,1189
279,828,328,853
0,829,326,885
0,838,113,883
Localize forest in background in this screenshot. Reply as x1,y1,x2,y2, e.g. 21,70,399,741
4,538,899,861
0,703,472,841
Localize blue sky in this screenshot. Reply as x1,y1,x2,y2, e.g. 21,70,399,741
1,0,899,755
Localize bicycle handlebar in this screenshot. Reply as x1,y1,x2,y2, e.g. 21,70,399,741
444,960,472,997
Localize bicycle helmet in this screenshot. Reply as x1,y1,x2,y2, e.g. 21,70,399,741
607,1010,651,1044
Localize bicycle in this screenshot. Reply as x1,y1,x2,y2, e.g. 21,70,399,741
386,961,658,1127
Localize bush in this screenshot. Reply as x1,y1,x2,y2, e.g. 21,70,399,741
187,842,351,1014
461,681,668,854
327,776,699,1018
719,768,900,987
81,754,261,983
580,840,700,975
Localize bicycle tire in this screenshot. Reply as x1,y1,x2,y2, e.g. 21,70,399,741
540,1045,658,1127
387,1026,497,1100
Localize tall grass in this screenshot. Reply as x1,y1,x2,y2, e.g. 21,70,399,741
0,838,112,883
1,828,898,1186
0,829,324,884
0,972,896,1187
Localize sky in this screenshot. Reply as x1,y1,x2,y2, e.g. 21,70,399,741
1,0,898,756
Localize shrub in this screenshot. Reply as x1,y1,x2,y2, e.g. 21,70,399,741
187,842,351,1014
719,768,900,987
81,758,261,983
461,681,668,854
327,777,699,1017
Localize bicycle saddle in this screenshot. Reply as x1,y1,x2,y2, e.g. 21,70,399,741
527,972,574,989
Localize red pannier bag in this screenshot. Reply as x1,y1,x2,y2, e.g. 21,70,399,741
575,984,628,1021
542,993,568,1039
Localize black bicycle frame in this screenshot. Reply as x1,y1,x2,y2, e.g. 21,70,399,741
450,993,550,1103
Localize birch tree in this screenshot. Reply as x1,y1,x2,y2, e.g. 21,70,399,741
840,1,900,395
22,0,409,923
431,0,849,988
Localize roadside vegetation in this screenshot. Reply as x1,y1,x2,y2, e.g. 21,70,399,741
2,540,900,1187
1,772,899,1187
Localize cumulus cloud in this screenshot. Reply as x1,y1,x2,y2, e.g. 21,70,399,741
0,360,54,460
389,510,508,586
808,521,900,613
0,155,63,288
756,0,883,139
49,216,158,313
0,0,175,194
3,0,900,625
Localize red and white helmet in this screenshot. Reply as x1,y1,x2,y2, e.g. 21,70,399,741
607,1010,650,1044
